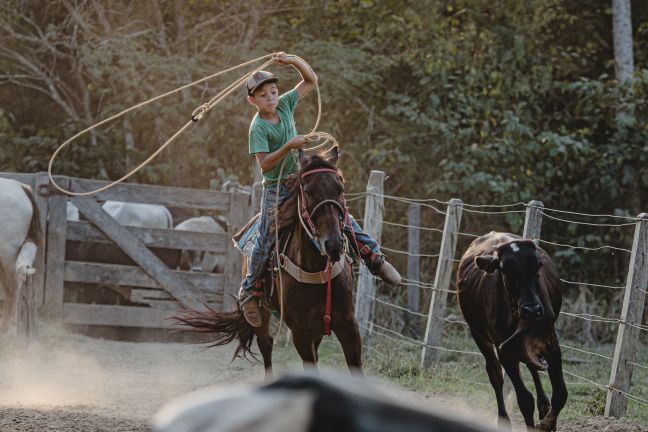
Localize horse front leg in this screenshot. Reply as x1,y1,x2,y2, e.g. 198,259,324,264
292,331,318,370
333,318,363,375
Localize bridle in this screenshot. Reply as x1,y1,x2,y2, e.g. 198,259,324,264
297,167,349,254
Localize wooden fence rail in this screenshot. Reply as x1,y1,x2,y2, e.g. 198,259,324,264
0,171,252,333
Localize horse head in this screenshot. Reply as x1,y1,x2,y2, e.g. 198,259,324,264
296,146,346,262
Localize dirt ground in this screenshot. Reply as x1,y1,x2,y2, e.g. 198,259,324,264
0,326,645,432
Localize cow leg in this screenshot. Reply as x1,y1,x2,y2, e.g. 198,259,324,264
472,335,509,428
528,366,551,420
536,339,567,432
292,331,317,370
333,320,363,375
500,358,535,429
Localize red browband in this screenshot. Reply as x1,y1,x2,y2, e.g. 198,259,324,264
300,168,339,178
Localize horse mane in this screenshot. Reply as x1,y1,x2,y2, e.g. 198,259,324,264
273,151,344,232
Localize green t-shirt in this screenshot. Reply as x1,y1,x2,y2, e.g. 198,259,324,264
248,88,299,182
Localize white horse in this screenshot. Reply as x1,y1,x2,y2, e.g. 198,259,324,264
0,178,41,332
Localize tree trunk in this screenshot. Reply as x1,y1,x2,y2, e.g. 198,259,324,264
612,0,634,85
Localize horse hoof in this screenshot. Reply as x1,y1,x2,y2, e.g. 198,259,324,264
535,416,557,431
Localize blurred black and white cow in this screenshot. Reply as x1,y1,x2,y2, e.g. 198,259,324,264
0,178,41,332
154,373,498,432
175,216,226,273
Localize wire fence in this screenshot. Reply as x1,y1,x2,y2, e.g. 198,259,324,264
347,185,648,419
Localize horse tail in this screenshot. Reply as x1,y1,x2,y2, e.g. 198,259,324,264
173,302,257,361
21,184,42,246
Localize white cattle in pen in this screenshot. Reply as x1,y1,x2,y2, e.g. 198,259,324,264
102,201,173,228
0,178,41,332
175,216,226,273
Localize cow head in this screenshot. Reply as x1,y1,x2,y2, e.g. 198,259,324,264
475,240,553,370
475,240,545,321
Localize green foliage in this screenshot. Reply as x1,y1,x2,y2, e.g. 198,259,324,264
1,0,648,323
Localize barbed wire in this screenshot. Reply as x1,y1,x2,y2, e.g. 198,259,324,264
363,321,481,356
624,321,648,333
464,201,527,209
539,211,637,227
376,194,447,215
381,246,440,259
561,344,613,361
371,296,428,319
461,208,526,215
383,220,444,233
457,231,481,238
562,368,648,407
345,191,366,197
627,361,648,372
538,206,637,221
345,195,367,203
560,311,618,324
538,239,631,254
559,279,625,290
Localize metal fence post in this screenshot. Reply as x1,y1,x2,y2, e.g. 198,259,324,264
421,198,463,368
523,200,544,244
405,203,421,337
355,170,385,341
605,213,648,417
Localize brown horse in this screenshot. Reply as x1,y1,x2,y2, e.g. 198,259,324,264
176,146,362,379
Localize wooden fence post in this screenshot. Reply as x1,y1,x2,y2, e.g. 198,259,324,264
223,191,250,311
43,176,70,321
355,170,385,341
605,213,648,417
405,203,421,337
523,200,544,244
32,172,50,317
421,198,463,368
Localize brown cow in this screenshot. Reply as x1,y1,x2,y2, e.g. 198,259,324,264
457,232,567,431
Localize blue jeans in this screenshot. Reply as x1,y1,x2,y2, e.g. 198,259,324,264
240,182,380,294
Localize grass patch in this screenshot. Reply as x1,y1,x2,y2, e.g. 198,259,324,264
271,329,648,426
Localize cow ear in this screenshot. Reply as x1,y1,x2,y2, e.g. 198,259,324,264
475,255,500,273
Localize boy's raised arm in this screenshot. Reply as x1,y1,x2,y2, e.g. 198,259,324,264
273,52,317,100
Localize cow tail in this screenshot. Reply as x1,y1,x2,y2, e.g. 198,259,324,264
173,302,257,361
21,184,43,246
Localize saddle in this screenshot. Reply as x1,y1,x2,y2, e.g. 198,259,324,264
233,213,353,285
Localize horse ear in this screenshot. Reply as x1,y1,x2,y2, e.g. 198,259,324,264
298,149,307,165
326,145,339,164
475,255,500,273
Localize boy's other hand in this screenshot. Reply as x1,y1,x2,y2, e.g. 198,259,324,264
272,51,293,66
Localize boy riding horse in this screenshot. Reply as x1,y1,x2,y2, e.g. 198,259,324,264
240,52,401,327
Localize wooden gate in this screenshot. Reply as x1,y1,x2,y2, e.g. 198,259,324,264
0,171,252,330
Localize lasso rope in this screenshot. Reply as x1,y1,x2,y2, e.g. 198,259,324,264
47,53,337,344
47,53,336,195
